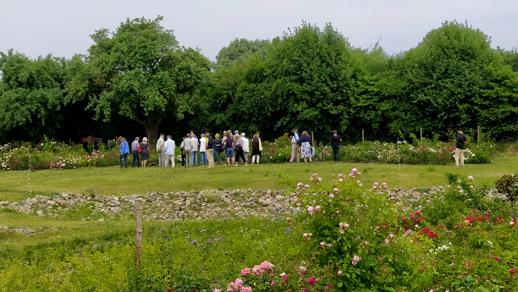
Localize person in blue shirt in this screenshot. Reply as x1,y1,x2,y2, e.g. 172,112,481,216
119,136,130,168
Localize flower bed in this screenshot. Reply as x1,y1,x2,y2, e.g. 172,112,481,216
0,139,120,171
0,136,498,171
211,171,517,291
260,135,495,164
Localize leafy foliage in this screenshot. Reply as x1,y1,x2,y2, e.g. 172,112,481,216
1,19,517,143
75,17,211,140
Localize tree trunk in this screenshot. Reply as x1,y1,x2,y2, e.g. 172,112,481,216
145,123,159,144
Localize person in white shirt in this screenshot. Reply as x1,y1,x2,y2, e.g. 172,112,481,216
199,133,207,165
241,132,250,162
191,133,199,165
289,128,300,163
163,135,176,168
155,134,165,167
183,134,193,167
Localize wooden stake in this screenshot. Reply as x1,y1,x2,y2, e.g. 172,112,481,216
134,200,143,272
477,125,481,142
362,129,365,142
420,128,423,140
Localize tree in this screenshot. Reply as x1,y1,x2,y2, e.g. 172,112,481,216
265,23,354,138
497,48,518,72
394,21,513,137
0,51,67,141
77,17,211,141
216,38,270,69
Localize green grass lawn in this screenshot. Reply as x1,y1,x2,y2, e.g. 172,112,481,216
0,154,516,200
1,155,516,290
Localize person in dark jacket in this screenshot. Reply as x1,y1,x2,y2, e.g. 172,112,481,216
455,130,467,167
251,133,263,164
213,133,222,164
330,130,342,162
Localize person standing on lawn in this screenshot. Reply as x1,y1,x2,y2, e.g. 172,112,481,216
199,133,207,165
183,134,193,167
164,135,176,168
155,134,165,167
330,130,342,162
119,136,129,168
131,137,140,167
241,132,250,163
213,133,222,164
140,137,150,168
206,131,215,168
191,132,199,165
180,135,186,166
289,128,301,163
300,131,313,163
235,134,247,166
251,133,262,164
455,130,467,167
223,131,235,166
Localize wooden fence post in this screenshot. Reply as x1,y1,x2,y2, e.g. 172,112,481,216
420,128,423,140
477,125,481,142
362,129,365,142
134,200,143,272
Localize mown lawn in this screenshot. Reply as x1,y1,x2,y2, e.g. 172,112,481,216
0,154,516,200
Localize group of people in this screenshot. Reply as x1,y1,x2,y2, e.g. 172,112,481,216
118,129,343,168
288,129,342,163
119,131,264,168
118,129,468,169
118,136,166,168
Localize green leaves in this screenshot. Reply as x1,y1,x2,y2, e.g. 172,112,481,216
81,17,210,139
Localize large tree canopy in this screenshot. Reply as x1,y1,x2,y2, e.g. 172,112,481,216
1,18,516,143
74,17,211,141
390,21,517,139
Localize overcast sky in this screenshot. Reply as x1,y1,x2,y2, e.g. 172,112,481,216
1,0,517,61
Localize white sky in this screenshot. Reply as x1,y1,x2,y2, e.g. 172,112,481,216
1,0,517,61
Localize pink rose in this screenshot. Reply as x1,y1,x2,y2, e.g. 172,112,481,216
234,278,244,286
240,287,252,292
510,268,518,274
240,267,251,276
259,261,274,271
306,276,316,286
252,265,263,276
280,272,289,284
